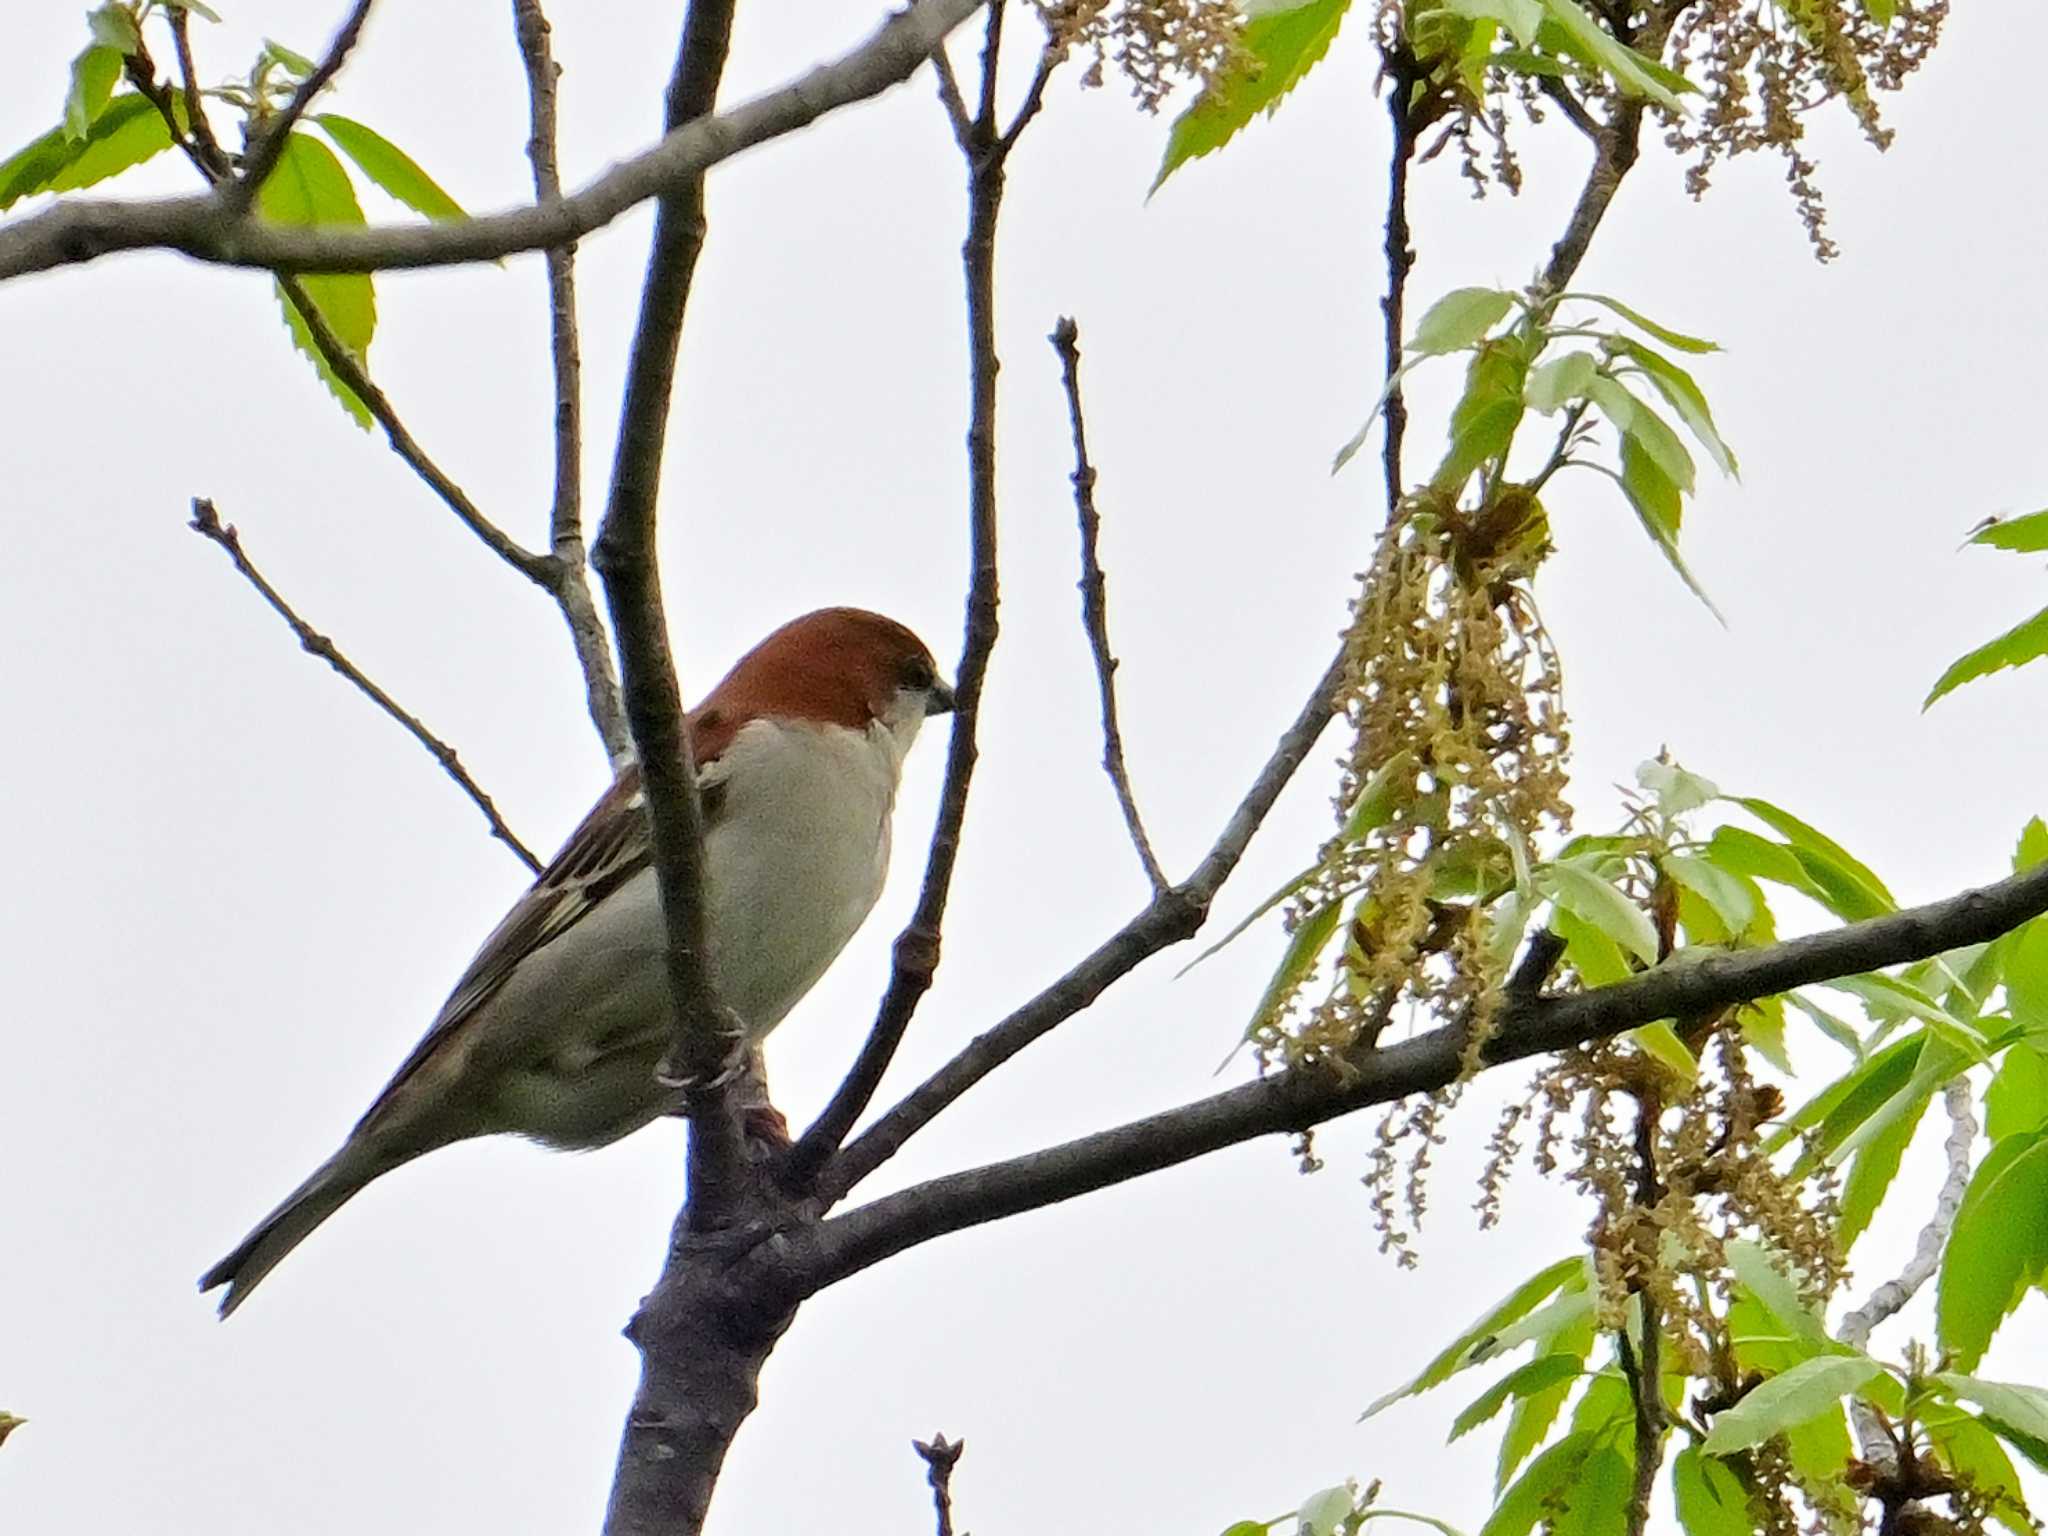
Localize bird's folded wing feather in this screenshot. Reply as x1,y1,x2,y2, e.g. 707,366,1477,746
348,717,741,1134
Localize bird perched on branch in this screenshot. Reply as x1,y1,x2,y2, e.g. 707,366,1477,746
201,608,955,1316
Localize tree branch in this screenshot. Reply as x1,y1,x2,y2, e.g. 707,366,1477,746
787,0,1013,1187
188,497,541,873
0,0,986,282
913,1434,965,1536
511,0,633,765
223,0,378,216
803,858,2048,1285
1380,46,1418,521
822,643,1347,1203
1051,315,1167,895
1839,1078,1978,1349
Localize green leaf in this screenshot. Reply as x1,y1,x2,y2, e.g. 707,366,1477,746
1920,1405,2033,1536
1300,1485,1355,1536
1837,1088,1929,1251
2017,817,2048,872
263,37,318,76
1538,0,1686,107
1496,1311,1593,1490
1724,1241,1829,1350
1662,854,1757,938
1967,509,2048,554
1671,1447,1751,1536
1938,1131,2048,1370
1935,1375,2048,1447
1152,0,1353,189
1614,339,1738,479
1363,1256,1586,1417
1219,1523,1272,1536
1441,0,1544,45
1615,434,1720,618
44,93,173,195
1552,906,1630,988
1785,994,1863,1058
0,127,73,210
2005,919,2048,1032
166,0,223,18
87,3,141,52
1699,1356,1881,1456
257,132,376,429
1540,858,1656,964
1566,292,1720,354
1451,1355,1583,1442
1524,350,1597,413
313,114,468,221
1636,758,1720,817
1433,342,1528,491
1631,1021,1698,1080
1987,1043,2048,1140
1588,374,1695,493
1740,995,1793,1074
1860,0,1897,21
1926,605,2048,708
1547,1446,1630,1536
1729,797,1896,918
66,46,122,142
1246,897,1345,1031
1480,1431,1596,1536
1410,287,1517,355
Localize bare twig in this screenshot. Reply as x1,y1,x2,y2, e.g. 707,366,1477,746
786,0,1014,1187
222,0,378,215
1000,42,1062,147
1380,46,1419,521
0,0,987,282
802,854,2048,1284
167,8,229,174
930,44,973,142
188,498,541,873
1840,1078,1978,1348
914,1434,966,1536
511,0,632,764
1051,316,1167,895
823,644,1348,1203
1617,1299,1664,1536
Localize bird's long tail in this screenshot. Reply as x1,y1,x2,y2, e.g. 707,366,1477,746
199,1148,378,1318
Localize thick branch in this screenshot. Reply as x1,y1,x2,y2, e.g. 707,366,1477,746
787,10,1012,1184
1051,315,1167,895
805,859,2048,1285
189,498,541,872
0,0,985,282
823,643,1347,1202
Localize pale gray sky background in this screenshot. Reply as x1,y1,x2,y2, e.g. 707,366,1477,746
5,2,2047,1532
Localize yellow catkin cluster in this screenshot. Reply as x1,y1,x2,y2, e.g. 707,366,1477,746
1032,0,1242,111
1259,508,1570,1079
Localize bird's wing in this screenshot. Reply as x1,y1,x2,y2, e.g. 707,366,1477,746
349,716,743,1136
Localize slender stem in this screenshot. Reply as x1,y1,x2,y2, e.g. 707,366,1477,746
188,499,540,872
222,0,378,215
1380,48,1418,521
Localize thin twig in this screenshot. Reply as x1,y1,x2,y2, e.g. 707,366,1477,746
1000,42,1063,147
913,1434,965,1536
0,0,987,282
803,853,2048,1283
222,0,378,215
167,8,229,174
822,644,1347,1203
1051,315,1167,895
511,0,632,764
1617,1300,1663,1536
1380,46,1419,522
188,498,541,872
787,1,1014,1187
930,45,973,143
1840,1078,1978,1348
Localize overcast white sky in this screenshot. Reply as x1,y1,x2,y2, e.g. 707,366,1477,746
5,2,2048,1532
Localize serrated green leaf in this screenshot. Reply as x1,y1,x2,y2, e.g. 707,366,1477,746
44,93,172,194
1939,1131,2048,1370
1524,350,1597,412
1926,605,2048,708
66,46,122,142
1729,797,1895,918
1496,1311,1593,1490
1481,1431,1597,1536
1364,1256,1586,1417
1838,1088,1929,1251
258,133,375,429
1987,1043,2048,1140
1741,995,1793,1073
1451,1355,1583,1442
1725,1241,1829,1350
313,114,467,222
1921,1405,2033,1536
0,127,73,210
1700,1356,1881,1456
1782,1030,1923,1165
1663,854,1756,937
1935,1375,2048,1447
1589,373,1695,493
1541,858,1656,964
1631,1021,1698,1080
1440,0,1543,46
2005,920,2048,1033
1671,1446,1751,1536
1614,339,1738,479
1567,292,1719,353
1538,0,1686,107
1152,0,1353,189
1785,994,1863,1058
1552,906,1630,988
2016,817,2048,873
1615,434,1721,618
1548,1445,1630,1536
1411,287,1517,355
1433,342,1527,491
1967,509,2048,554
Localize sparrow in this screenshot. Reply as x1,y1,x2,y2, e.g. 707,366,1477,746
201,607,955,1316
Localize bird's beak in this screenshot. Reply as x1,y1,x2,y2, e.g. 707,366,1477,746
927,679,958,717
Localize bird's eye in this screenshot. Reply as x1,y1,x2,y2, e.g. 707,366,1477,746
901,656,936,690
